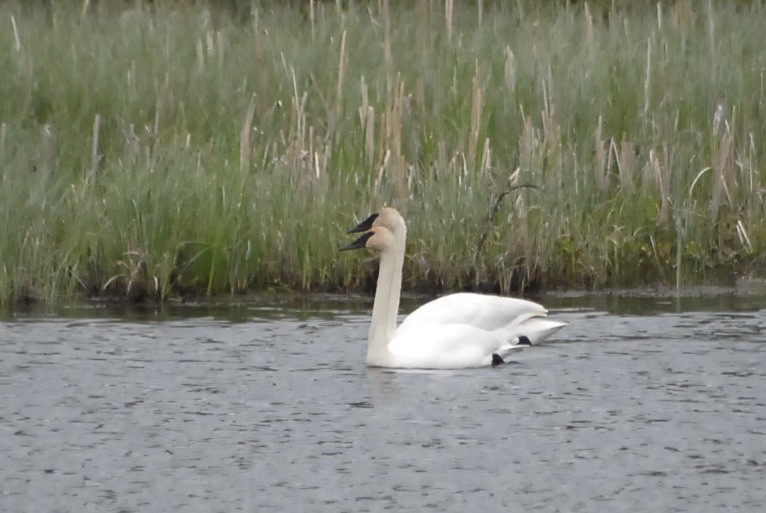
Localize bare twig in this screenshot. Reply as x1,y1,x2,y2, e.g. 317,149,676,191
474,183,540,267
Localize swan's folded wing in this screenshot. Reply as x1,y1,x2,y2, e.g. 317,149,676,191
399,292,549,334
384,313,566,369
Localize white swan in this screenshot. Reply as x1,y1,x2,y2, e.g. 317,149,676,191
341,207,565,369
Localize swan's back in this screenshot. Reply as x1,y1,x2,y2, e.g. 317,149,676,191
398,292,548,333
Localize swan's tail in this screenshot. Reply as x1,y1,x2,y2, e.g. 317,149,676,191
490,316,566,365
492,313,566,346
516,317,566,344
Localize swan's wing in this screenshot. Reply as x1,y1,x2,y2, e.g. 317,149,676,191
384,317,566,369
399,292,549,333
380,293,566,369
386,323,512,369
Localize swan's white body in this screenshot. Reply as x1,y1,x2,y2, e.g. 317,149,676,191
343,208,565,369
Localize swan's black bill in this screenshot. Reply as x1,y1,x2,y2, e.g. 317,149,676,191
348,213,378,233
340,231,374,251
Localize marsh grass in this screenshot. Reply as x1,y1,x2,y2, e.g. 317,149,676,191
1,0,765,304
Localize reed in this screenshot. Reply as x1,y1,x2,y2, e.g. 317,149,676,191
1,0,765,304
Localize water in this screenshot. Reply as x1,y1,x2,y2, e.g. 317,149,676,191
1,294,765,512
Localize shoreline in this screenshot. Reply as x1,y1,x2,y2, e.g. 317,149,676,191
4,278,766,313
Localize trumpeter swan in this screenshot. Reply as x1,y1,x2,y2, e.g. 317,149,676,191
341,207,565,369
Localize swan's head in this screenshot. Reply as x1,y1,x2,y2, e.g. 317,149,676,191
347,207,406,236
340,227,397,254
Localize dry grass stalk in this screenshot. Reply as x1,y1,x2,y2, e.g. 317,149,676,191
90,114,101,177
309,0,316,40
477,0,483,28
584,2,594,43
503,46,516,92
359,78,376,167
617,138,635,192
710,121,735,216
468,69,482,170
594,116,609,191
11,15,21,52
643,37,652,117
479,138,491,178
328,29,347,138
239,95,256,174
382,0,394,97
650,148,671,227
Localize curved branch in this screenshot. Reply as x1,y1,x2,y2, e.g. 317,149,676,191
474,184,541,273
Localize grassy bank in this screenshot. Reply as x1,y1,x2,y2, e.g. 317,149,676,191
1,0,765,304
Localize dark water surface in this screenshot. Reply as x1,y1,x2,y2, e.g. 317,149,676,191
1,294,765,512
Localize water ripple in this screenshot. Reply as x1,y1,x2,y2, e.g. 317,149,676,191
1,306,765,512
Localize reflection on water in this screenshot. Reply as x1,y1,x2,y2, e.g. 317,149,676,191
1,293,765,512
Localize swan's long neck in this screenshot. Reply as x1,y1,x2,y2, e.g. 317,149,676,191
366,228,405,365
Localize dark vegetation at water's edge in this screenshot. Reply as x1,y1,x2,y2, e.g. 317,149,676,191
1,0,765,305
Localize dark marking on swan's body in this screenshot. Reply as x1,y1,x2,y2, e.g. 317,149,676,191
518,335,532,346
491,353,504,366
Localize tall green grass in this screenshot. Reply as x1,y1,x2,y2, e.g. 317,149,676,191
1,0,765,304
